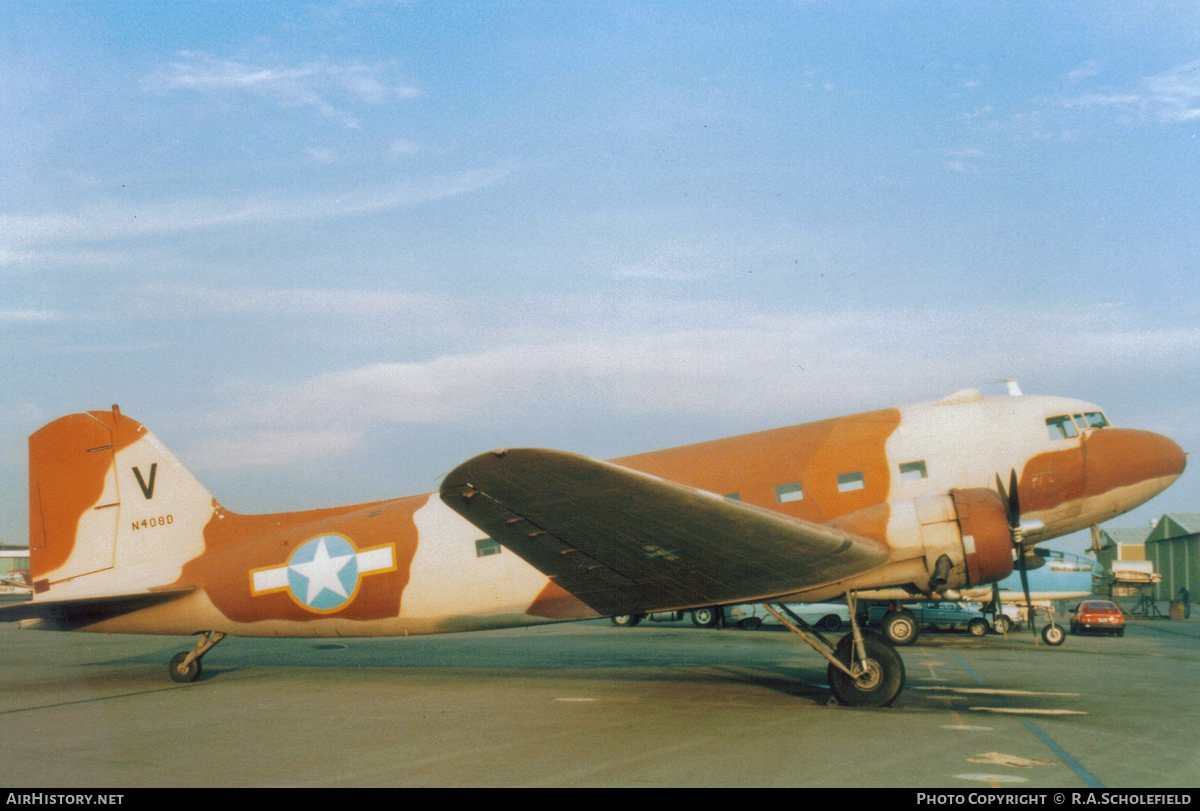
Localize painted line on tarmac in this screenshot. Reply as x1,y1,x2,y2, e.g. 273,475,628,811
943,709,992,732
950,650,1105,788
1020,718,1105,789
950,652,985,684
955,773,1029,785
919,660,948,681
969,708,1087,716
916,686,1080,697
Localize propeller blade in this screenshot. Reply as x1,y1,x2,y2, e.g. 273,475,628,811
1009,469,1020,527
1017,541,1037,640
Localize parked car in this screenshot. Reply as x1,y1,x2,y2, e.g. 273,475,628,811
723,602,850,631
866,600,1013,645
1069,600,1126,636
610,603,849,631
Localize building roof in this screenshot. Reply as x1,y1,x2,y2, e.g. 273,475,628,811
1099,526,1149,549
1146,513,1200,543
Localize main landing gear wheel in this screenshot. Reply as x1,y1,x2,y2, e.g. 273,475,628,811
691,607,720,627
168,651,201,683
611,614,642,627
1041,624,1066,646
827,633,906,708
880,609,919,646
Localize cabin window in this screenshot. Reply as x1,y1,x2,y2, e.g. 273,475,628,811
899,461,927,481
475,538,502,557
775,482,804,503
1083,412,1109,429
837,472,865,492
1046,415,1078,440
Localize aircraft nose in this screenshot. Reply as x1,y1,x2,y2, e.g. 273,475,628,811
1086,428,1187,494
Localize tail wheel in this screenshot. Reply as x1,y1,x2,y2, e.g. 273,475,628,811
610,614,642,627
827,633,905,707
168,651,201,683
691,607,720,627
1041,623,1066,646
880,610,919,646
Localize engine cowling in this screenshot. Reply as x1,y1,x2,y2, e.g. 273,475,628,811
822,488,1014,597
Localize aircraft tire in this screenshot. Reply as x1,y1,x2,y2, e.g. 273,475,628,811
1041,623,1066,646
828,632,905,708
610,614,642,627
880,610,919,646
691,607,721,627
169,651,201,683
967,618,989,637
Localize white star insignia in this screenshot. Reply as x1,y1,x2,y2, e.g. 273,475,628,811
288,537,355,605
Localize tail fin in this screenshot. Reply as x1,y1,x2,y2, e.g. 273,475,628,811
29,406,214,598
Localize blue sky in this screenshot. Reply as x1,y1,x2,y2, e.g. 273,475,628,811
2,1,1198,553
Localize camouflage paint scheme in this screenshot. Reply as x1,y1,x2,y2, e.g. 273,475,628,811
20,390,1186,638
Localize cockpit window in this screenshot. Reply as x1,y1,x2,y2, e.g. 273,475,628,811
1083,412,1109,429
1046,415,1079,440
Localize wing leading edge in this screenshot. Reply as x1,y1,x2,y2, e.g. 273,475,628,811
439,449,889,617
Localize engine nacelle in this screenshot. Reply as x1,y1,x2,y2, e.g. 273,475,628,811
814,488,1014,599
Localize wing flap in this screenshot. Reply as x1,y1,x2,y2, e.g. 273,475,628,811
440,449,889,616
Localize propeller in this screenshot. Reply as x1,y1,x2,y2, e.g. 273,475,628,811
996,470,1038,641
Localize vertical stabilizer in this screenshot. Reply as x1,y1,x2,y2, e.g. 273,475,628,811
29,407,214,599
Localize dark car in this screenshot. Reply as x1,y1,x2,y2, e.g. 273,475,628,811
1069,600,1126,636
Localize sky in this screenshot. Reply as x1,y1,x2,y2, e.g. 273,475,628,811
2,1,1198,555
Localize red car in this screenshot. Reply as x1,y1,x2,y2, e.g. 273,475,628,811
1069,600,1126,637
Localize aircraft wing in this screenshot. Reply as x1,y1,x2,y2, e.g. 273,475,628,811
440,449,889,616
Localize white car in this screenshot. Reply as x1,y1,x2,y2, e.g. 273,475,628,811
723,602,850,632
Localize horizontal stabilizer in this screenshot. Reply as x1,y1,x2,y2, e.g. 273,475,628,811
0,589,194,631
440,449,888,616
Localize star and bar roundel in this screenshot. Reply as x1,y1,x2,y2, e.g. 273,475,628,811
250,534,397,613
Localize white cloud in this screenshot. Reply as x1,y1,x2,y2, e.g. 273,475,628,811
388,138,421,158
0,165,512,250
1065,61,1102,82
1064,60,1200,123
133,285,452,319
945,148,987,173
0,310,59,323
142,52,421,128
195,302,1200,467
190,429,363,470
305,147,339,164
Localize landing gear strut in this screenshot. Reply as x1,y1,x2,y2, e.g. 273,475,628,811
762,592,905,707
169,631,226,683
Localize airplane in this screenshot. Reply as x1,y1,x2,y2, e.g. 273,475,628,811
0,386,1185,707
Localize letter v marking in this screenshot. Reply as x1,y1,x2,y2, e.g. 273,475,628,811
133,463,157,499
